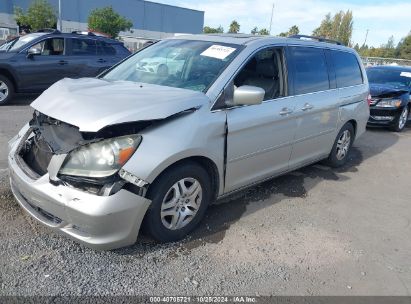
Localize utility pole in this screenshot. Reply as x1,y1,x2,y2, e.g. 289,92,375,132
269,3,274,35
58,0,62,31
363,29,369,47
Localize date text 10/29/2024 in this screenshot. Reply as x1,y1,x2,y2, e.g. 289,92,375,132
149,296,258,303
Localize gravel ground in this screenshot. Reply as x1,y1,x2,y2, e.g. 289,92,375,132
1,98,411,296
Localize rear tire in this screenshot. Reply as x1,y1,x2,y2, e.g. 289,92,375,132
325,123,355,168
0,75,14,106
144,162,211,243
390,106,409,132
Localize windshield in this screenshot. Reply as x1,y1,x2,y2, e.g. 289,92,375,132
0,38,17,51
2,33,46,52
103,39,241,92
366,68,411,88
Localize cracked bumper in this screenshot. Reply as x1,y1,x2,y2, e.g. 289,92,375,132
7,133,151,250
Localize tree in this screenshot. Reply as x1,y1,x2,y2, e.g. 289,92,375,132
14,0,57,32
251,27,259,35
399,32,411,60
258,28,269,35
279,25,300,37
312,10,353,45
203,26,224,34
312,13,332,38
380,36,396,58
88,6,133,38
228,20,240,34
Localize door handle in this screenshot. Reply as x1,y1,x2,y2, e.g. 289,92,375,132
58,60,68,65
279,108,293,116
97,58,107,63
301,103,314,111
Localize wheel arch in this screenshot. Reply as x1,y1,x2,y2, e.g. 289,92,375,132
346,119,357,136
147,156,221,202
0,68,17,91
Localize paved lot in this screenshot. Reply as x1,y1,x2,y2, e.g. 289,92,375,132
1,97,411,296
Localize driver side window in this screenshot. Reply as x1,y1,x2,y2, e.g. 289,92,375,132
31,38,65,56
234,47,286,101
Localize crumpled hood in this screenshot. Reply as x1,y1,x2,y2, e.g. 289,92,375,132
370,83,410,98
31,78,209,132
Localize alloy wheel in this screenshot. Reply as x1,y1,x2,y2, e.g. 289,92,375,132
398,107,409,130
0,81,9,103
160,177,202,230
336,130,351,161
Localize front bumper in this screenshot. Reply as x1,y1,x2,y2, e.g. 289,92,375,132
367,107,403,126
7,131,151,250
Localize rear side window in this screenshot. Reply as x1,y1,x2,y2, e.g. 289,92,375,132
70,38,97,56
331,51,363,88
97,41,116,56
290,47,330,95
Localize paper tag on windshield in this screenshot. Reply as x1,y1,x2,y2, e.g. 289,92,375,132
201,45,236,60
400,72,411,78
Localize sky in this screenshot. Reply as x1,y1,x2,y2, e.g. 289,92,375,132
155,0,411,47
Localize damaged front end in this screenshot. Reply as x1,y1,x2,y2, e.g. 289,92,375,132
19,111,151,197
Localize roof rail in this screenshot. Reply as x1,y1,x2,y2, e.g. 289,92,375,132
71,31,96,36
288,34,343,46
36,28,61,34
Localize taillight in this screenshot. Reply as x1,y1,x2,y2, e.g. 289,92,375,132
367,93,372,106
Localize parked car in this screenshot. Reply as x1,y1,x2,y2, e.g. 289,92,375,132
8,34,370,250
0,30,130,105
366,65,411,132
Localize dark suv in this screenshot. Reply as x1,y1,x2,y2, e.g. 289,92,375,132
0,30,130,105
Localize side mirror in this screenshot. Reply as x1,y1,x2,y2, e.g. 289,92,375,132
232,85,265,106
27,47,41,58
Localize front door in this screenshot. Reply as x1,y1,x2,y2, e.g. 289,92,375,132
17,37,68,91
224,47,297,193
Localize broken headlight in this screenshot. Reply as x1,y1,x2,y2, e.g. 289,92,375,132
59,135,142,178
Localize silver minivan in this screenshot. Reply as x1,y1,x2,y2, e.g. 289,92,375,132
8,34,370,250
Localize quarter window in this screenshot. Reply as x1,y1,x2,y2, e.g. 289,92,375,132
331,51,363,88
290,47,330,95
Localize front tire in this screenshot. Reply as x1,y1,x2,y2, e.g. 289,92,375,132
144,162,211,242
0,75,14,106
326,123,355,168
390,106,409,132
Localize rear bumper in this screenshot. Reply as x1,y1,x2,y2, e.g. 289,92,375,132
367,107,402,126
7,130,151,250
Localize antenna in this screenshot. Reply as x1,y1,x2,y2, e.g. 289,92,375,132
269,3,274,35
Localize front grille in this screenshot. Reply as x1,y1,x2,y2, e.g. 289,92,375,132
21,135,54,176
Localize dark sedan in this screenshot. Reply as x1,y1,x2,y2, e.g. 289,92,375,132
366,65,411,132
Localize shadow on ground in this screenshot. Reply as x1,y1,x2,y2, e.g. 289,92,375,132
116,127,402,255
6,94,38,106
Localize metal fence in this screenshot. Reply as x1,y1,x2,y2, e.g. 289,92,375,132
361,56,411,67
